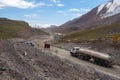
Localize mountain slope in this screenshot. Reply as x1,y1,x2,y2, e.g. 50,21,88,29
59,23,120,42
53,0,120,34
0,18,49,39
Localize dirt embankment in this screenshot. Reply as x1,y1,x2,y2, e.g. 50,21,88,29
0,39,119,80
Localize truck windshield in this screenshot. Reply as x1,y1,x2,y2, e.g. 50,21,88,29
73,48,79,51
73,48,75,51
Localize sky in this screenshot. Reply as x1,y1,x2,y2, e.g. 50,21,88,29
0,0,108,28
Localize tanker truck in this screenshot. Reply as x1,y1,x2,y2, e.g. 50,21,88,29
70,47,113,67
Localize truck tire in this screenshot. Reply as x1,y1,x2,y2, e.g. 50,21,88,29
94,58,102,65
71,53,75,57
94,58,112,67
102,60,112,67
78,55,91,61
70,52,76,57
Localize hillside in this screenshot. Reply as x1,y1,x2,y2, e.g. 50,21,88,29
59,23,120,42
0,18,49,39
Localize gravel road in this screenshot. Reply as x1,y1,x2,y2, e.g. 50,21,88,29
32,37,120,79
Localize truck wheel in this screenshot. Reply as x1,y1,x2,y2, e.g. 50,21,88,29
94,58,100,65
70,53,74,56
79,55,90,61
94,58,104,66
94,58,112,67
70,53,76,57
78,55,84,59
102,61,112,67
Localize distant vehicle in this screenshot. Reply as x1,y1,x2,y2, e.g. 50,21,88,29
25,41,34,46
44,43,50,49
70,47,113,67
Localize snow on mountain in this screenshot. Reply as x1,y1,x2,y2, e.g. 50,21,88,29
97,0,120,18
97,3,107,14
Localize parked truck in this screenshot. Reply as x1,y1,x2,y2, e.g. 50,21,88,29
70,47,113,67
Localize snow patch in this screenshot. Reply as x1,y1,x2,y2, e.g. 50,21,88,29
101,6,120,18
105,2,112,9
97,0,120,18
106,0,120,12
97,3,107,14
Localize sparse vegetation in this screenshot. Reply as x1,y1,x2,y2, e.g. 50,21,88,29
59,23,120,42
0,18,49,39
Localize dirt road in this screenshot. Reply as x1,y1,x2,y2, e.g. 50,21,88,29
32,37,120,79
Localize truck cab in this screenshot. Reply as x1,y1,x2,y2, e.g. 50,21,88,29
70,47,80,55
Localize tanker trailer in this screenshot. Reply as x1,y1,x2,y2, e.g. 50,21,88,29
70,47,113,67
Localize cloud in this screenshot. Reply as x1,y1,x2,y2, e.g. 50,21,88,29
69,8,90,17
29,23,53,28
37,2,46,7
57,11,64,13
47,4,53,7
0,0,45,9
32,24,51,28
56,11,68,15
24,14,38,18
0,6,4,9
41,24,51,28
50,0,60,3
80,8,90,12
69,8,80,12
50,0,57,3
69,8,90,12
56,8,90,17
57,4,64,7
73,13,83,17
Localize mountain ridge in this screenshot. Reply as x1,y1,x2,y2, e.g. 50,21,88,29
51,0,120,34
